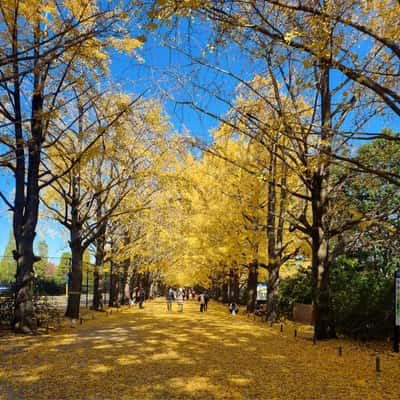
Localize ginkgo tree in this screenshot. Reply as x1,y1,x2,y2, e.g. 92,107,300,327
147,112,301,315
85,101,175,309
43,91,171,320
88,99,173,310
144,0,399,338
0,0,145,333
108,135,189,298
212,77,305,319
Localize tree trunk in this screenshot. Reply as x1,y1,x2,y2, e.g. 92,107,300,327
129,269,137,300
92,231,105,311
149,273,159,299
120,258,130,304
311,62,336,339
65,238,83,320
66,175,83,320
109,260,120,307
265,142,280,322
14,236,36,333
227,270,233,302
141,270,151,299
222,281,229,303
233,270,240,303
13,20,43,333
266,263,279,322
246,262,258,312
311,177,336,338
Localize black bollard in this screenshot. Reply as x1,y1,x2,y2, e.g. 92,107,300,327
280,324,283,332
376,357,381,372
338,346,342,356
294,329,297,337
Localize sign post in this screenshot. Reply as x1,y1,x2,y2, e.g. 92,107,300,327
395,271,400,352
256,283,267,301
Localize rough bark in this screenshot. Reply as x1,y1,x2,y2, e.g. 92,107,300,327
65,171,84,320
65,215,84,319
120,258,131,304
92,230,105,311
109,259,120,307
233,270,240,303
92,162,106,311
14,237,36,333
221,281,229,303
266,263,279,321
13,18,43,333
265,143,280,322
129,261,138,299
311,62,336,339
149,273,159,299
246,262,258,313
141,270,151,299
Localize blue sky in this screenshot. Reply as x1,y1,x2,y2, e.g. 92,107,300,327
0,25,226,258
1,17,399,258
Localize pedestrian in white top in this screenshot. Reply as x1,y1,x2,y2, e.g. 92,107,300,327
198,293,206,312
177,290,184,312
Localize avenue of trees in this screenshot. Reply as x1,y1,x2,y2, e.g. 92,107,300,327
0,0,399,340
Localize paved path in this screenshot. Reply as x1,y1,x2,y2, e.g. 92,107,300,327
1,299,400,399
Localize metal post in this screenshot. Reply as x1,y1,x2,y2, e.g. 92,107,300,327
376,356,381,372
86,263,89,308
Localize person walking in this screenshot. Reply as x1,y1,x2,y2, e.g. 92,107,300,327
166,288,174,311
229,302,239,315
138,287,145,309
177,290,184,312
134,287,140,305
204,291,209,311
198,292,206,312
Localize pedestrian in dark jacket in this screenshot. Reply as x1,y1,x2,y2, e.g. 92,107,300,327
166,288,175,311
204,292,209,311
138,287,145,309
229,302,239,315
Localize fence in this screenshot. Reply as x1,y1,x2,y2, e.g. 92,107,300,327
0,256,114,309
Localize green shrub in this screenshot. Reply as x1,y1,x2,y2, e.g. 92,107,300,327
278,256,395,339
330,256,393,339
278,267,313,317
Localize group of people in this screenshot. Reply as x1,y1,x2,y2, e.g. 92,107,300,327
166,288,185,312
129,287,145,309
129,285,240,316
165,288,210,313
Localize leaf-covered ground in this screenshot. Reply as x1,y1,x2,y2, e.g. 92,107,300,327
1,299,400,400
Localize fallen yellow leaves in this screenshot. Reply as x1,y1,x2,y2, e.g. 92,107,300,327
0,299,400,399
